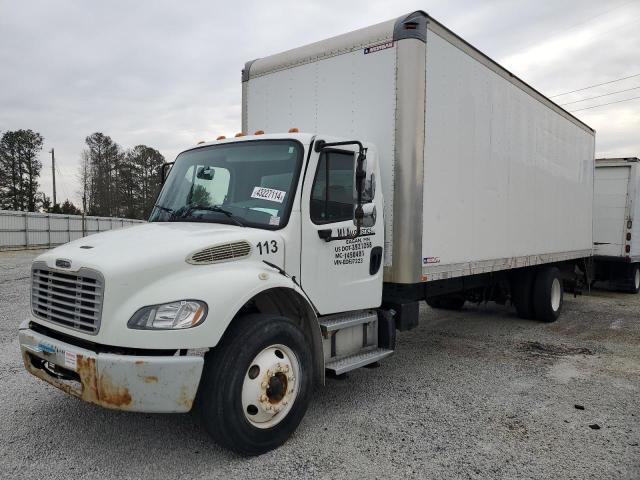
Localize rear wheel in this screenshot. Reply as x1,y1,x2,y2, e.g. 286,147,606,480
533,267,564,323
426,294,465,310
511,269,536,319
197,314,312,455
626,264,640,294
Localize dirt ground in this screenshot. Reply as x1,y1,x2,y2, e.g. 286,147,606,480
1,249,638,479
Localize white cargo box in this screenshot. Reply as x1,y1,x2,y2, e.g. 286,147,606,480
242,11,595,284
594,158,640,261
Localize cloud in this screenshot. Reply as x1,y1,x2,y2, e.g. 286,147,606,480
1,0,638,206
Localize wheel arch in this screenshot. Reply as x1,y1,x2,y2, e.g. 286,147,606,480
229,286,325,386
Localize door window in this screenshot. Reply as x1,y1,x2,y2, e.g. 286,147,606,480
310,151,354,224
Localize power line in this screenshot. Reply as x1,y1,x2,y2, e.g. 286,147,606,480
569,95,640,112
505,0,637,57
560,85,640,105
550,73,640,97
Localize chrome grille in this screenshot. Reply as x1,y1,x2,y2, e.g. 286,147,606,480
187,241,252,265
31,263,103,334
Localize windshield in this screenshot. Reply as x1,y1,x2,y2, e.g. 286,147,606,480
150,140,303,229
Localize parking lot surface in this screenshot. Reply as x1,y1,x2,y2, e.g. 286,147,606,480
1,249,638,479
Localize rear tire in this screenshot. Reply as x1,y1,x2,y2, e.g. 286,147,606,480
533,267,564,323
197,314,313,455
426,294,465,310
625,264,640,294
511,269,536,319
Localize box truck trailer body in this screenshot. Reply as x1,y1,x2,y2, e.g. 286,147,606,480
18,11,599,455
593,157,640,292
242,11,595,286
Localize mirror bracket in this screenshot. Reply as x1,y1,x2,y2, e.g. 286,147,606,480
313,139,371,242
160,162,175,185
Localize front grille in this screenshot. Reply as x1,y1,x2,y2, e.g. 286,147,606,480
31,263,103,334
187,241,252,265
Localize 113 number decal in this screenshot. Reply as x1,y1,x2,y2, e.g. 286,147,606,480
256,240,278,255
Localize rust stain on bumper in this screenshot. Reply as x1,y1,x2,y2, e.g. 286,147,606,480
19,328,204,413
75,354,133,408
22,352,133,409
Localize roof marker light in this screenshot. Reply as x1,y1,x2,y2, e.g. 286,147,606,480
197,141,205,145
217,135,226,140
288,128,299,133
254,130,265,135
235,132,245,137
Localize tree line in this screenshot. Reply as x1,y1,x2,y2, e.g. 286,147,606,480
79,132,164,219
0,129,165,220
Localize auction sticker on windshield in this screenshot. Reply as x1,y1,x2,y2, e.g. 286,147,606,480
251,187,286,203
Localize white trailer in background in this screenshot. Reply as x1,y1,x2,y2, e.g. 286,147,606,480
19,11,597,455
593,157,640,293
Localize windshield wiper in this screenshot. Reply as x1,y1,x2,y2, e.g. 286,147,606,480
180,204,246,227
154,203,175,215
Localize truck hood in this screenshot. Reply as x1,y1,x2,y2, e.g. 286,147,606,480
29,221,290,349
34,222,282,277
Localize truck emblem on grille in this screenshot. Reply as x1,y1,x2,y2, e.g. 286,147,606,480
55,259,72,268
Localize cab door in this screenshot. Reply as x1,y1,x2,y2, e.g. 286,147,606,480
300,145,384,314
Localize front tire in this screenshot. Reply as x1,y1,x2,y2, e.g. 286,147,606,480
197,314,313,455
533,267,564,323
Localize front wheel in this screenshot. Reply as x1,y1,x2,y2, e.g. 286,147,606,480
197,314,313,455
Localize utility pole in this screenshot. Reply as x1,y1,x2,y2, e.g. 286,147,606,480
50,148,57,207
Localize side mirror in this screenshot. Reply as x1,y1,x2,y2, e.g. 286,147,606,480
352,151,376,204
354,203,376,228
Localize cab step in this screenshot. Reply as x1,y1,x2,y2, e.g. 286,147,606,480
319,310,377,334
325,348,393,375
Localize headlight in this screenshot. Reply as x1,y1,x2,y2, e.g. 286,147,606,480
127,300,207,330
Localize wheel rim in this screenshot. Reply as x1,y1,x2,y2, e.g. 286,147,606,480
551,278,562,311
635,268,640,290
241,344,300,429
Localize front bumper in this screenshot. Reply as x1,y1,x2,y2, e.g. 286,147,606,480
18,323,204,413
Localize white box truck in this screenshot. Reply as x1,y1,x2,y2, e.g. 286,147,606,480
593,157,640,293
19,11,595,455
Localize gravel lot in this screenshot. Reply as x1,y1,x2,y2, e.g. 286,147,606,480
1,249,638,479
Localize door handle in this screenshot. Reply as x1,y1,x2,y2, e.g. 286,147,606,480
370,246,383,275
318,229,332,241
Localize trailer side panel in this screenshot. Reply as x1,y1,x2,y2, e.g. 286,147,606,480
421,28,594,282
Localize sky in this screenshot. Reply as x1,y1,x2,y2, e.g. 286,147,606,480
1,0,639,205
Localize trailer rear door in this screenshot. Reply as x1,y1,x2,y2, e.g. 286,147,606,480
594,165,632,257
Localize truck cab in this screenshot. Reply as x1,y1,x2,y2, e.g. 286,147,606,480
19,133,391,455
